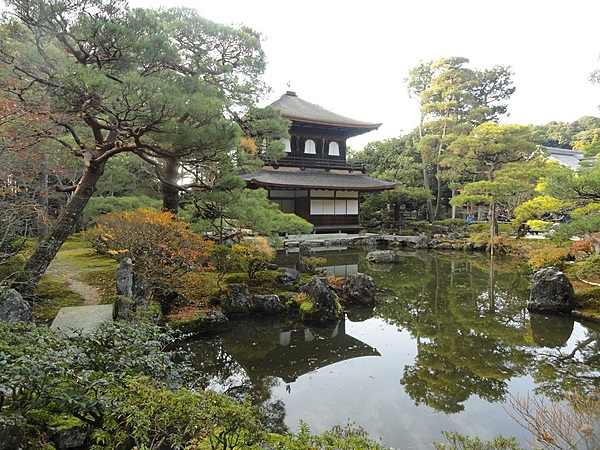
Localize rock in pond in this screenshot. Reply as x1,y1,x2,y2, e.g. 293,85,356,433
252,294,286,314
528,267,576,314
366,250,394,264
277,267,301,286
222,283,252,315
341,273,375,305
298,276,342,323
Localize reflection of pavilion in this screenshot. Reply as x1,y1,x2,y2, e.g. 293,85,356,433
221,316,380,383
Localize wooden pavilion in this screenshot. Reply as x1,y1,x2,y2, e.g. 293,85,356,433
241,91,396,233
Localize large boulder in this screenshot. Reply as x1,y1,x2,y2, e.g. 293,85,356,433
222,283,252,315
366,250,394,264
277,267,301,286
298,276,342,323
115,258,149,307
0,415,24,450
340,273,375,305
48,425,89,449
528,267,577,314
0,289,34,325
252,294,286,314
415,234,429,249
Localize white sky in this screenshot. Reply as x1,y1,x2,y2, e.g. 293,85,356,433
136,0,600,149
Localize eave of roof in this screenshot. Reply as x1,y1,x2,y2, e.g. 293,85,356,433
270,91,381,136
240,169,397,191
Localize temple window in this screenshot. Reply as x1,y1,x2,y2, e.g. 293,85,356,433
283,138,291,153
328,141,340,156
304,139,316,154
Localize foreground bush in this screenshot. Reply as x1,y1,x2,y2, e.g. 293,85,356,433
0,322,388,449
94,376,265,450
0,322,199,446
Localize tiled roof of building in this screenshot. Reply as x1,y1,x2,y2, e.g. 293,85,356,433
270,91,381,132
240,168,396,191
545,147,588,170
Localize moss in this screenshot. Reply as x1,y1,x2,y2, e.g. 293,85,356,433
575,287,600,316
300,301,314,312
0,254,26,281
34,277,85,324
167,309,228,335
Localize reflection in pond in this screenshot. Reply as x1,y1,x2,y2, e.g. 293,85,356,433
220,316,380,384
183,249,600,449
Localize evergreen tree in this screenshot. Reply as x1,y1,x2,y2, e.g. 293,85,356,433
0,0,278,294
406,57,515,221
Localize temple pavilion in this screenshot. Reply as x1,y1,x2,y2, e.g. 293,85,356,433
241,91,396,233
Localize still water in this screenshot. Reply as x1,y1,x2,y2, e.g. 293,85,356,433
184,247,600,449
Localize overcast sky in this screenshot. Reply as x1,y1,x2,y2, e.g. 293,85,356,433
138,0,600,149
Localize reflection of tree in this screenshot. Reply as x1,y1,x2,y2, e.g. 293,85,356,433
403,344,508,413
528,327,600,398
375,252,532,413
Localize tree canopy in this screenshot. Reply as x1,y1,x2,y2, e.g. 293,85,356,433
0,0,285,293
405,57,516,221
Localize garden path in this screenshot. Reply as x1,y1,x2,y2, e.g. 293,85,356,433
46,260,102,305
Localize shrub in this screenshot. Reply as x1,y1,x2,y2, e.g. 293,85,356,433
291,292,310,305
231,237,275,279
527,246,573,270
434,218,468,229
83,195,162,222
0,322,198,442
94,377,265,450
86,209,213,302
433,431,523,449
573,239,594,254
577,255,600,281
525,219,553,232
327,275,345,291
507,391,600,450
276,421,387,450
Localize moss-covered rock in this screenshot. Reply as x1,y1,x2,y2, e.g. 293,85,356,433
297,276,342,324
169,310,229,335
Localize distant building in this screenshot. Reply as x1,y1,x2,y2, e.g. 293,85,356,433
241,91,396,233
545,147,587,170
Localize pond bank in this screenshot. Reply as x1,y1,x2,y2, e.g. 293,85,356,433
279,232,484,251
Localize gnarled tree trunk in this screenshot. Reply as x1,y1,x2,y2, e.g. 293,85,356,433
14,161,107,296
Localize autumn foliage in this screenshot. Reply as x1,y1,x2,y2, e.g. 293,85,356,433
87,209,213,301
231,236,275,278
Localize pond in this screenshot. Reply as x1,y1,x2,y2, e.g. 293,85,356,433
182,247,600,449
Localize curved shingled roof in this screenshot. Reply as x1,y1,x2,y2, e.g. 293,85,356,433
270,91,381,135
240,168,396,191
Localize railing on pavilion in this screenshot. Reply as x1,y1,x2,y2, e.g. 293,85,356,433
261,156,366,173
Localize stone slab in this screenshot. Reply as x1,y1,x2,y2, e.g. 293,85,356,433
51,305,113,338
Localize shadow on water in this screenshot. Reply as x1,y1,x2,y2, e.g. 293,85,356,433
182,248,600,449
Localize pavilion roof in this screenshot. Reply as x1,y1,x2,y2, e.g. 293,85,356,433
240,168,396,191
270,91,381,137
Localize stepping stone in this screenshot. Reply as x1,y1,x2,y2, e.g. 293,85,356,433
51,305,113,338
